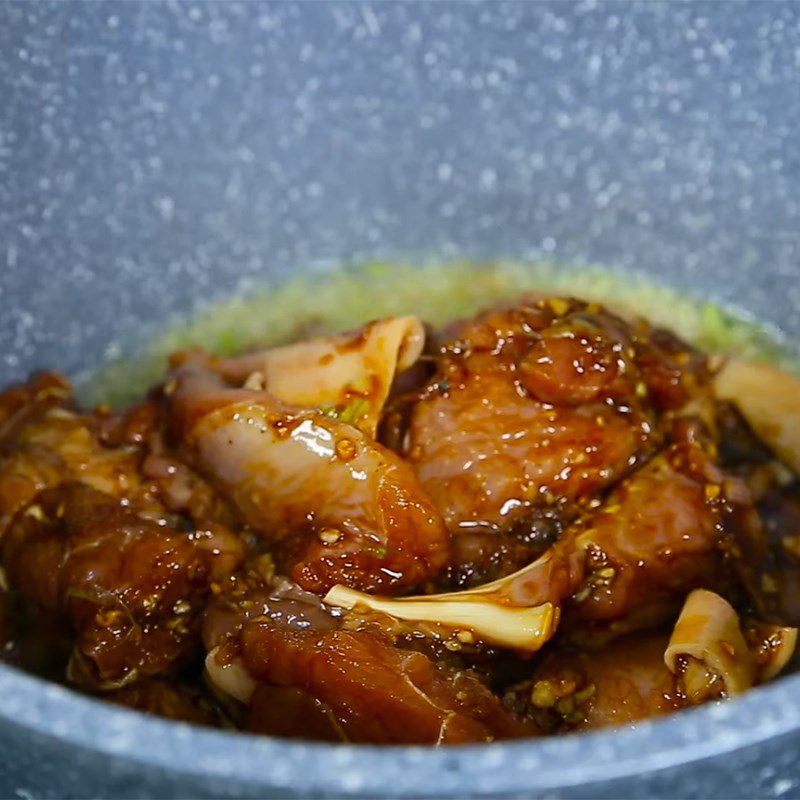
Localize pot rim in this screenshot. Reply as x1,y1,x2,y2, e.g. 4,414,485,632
1,660,797,795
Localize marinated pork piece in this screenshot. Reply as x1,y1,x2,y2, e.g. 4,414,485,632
2,482,241,689
167,362,449,595
0,594,73,683
405,299,711,585
326,418,742,650
6,401,166,521
203,564,538,744
0,377,166,534
237,622,538,744
0,372,245,544
560,419,733,637
0,371,72,440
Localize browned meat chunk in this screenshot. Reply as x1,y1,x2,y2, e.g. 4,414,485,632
507,634,681,732
0,372,72,438
405,299,709,584
167,364,449,595
236,622,539,744
562,420,733,637
2,482,229,689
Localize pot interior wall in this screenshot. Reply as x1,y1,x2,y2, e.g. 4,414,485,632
1,2,799,387
1,3,800,799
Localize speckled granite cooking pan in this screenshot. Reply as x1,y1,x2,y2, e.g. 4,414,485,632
1,2,799,797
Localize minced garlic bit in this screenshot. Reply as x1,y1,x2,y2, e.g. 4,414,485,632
243,371,266,391
530,680,558,709
547,298,571,317
24,504,45,521
318,527,342,545
335,437,357,461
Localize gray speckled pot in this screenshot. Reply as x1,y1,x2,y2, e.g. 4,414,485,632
1,2,799,798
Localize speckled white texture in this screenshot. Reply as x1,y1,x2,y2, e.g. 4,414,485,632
0,2,800,798
2,1,800,384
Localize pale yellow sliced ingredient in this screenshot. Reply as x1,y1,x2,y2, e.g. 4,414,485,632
714,357,800,474
237,316,424,437
753,625,798,683
204,647,257,704
664,589,755,695
324,586,558,652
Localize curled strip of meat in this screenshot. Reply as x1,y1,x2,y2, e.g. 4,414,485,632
665,589,797,702
714,358,800,474
168,365,449,595
664,589,756,699
327,421,732,651
1,483,230,689
191,316,425,438
664,589,797,704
